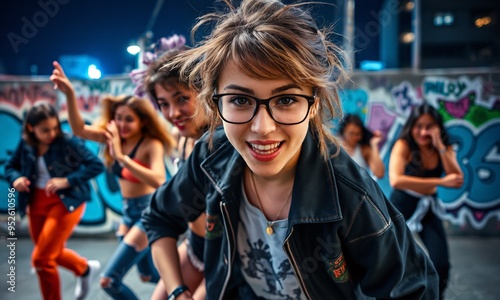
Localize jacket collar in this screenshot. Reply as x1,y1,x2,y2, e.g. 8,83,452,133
201,130,343,225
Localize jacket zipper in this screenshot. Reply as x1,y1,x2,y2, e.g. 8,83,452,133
284,227,312,300
218,201,236,300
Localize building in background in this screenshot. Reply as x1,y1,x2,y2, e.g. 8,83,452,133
380,0,500,69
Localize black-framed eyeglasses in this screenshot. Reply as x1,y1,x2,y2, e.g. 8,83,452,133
212,93,316,125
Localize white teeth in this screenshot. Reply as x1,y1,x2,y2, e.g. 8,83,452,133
251,142,280,152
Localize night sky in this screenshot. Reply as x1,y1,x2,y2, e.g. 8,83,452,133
1,0,379,76
1,0,215,76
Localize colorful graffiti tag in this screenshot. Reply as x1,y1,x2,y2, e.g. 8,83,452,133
1,72,499,234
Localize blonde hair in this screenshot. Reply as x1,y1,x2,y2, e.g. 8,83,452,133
169,0,347,159
95,95,176,166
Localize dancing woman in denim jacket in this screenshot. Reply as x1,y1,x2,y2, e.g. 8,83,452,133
142,0,439,299
5,103,104,300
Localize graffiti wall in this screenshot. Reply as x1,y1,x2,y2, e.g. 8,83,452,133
342,70,500,235
0,76,137,235
1,69,499,235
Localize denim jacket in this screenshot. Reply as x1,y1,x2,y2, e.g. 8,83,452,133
5,132,104,217
143,128,438,299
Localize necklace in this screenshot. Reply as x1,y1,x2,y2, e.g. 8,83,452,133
249,170,293,235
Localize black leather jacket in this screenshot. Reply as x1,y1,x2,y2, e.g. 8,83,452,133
5,132,104,217
143,128,438,299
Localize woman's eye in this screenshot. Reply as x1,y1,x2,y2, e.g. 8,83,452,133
229,97,251,106
179,96,190,103
276,97,295,105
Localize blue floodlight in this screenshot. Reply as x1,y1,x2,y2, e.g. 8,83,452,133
360,60,384,71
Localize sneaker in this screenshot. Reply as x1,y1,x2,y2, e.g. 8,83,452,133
75,260,101,300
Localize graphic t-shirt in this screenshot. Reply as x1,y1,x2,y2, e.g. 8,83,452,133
237,185,306,300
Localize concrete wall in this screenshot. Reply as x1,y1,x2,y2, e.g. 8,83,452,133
1,68,499,235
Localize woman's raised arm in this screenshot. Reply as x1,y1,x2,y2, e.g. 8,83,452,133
50,61,106,142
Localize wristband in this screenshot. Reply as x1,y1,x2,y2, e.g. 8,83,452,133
167,285,189,300
438,148,447,154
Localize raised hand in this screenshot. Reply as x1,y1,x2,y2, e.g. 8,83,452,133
49,61,74,96
370,130,383,148
428,126,445,151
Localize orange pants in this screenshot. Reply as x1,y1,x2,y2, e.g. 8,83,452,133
29,188,88,300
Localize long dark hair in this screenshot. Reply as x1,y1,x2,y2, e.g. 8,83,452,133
338,114,373,146
399,103,450,153
144,46,190,108
23,102,62,145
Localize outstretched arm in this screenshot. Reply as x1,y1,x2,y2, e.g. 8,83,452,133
50,61,106,142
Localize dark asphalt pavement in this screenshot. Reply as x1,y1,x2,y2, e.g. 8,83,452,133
1,235,499,299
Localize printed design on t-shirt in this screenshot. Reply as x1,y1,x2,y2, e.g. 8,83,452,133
205,213,224,239
324,251,350,283
241,238,302,299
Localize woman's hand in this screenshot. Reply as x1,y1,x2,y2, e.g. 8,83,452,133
105,121,124,161
370,130,383,149
441,173,464,188
49,61,74,96
13,177,31,193
429,126,445,151
45,177,70,195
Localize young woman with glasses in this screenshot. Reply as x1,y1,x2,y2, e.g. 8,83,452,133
142,0,439,299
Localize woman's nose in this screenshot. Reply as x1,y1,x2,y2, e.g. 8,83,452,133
251,105,276,135
169,106,181,119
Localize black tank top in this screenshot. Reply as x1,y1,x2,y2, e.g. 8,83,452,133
111,136,145,178
404,152,444,178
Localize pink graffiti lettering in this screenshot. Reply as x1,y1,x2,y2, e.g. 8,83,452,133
0,83,57,107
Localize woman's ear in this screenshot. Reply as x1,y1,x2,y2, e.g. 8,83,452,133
310,102,319,118
27,124,33,132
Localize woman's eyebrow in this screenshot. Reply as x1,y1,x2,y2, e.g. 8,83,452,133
221,83,302,95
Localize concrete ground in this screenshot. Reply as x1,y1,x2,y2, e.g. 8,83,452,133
1,235,499,299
